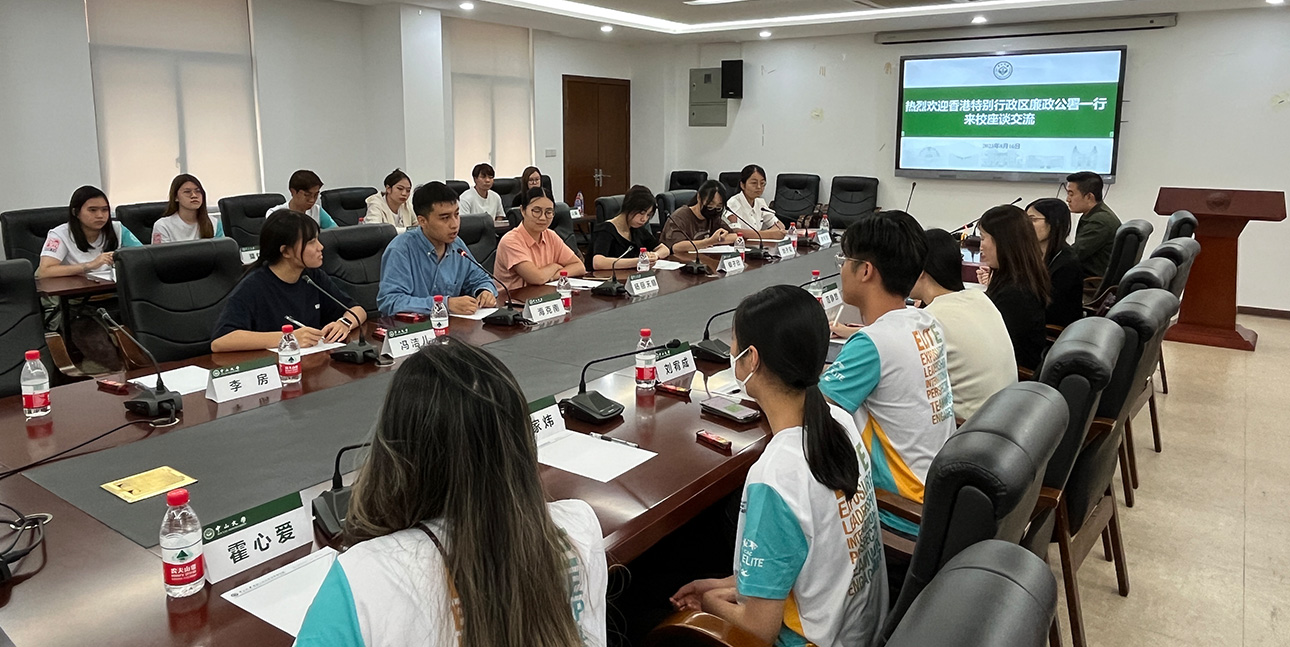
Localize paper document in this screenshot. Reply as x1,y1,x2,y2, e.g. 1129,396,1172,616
546,278,604,290
652,260,684,271
450,307,498,321
538,431,655,483
698,245,737,255
268,341,345,356
221,547,338,637
129,365,210,395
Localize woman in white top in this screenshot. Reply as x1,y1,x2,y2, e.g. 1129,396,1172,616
362,169,414,228
37,185,142,279
671,285,887,647
296,338,607,647
152,174,223,244
725,164,785,240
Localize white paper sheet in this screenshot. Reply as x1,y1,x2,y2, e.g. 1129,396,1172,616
698,245,737,254
268,341,346,356
652,260,685,271
545,278,605,290
221,547,337,637
129,365,211,395
450,307,499,321
538,431,655,483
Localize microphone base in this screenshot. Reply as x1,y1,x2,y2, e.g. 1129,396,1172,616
483,308,523,326
744,248,770,261
311,487,352,542
330,340,381,364
680,262,711,276
590,280,627,297
692,339,732,363
125,388,184,418
563,391,625,424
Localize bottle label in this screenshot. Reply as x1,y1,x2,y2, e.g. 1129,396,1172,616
163,541,205,586
636,365,656,381
23,391,50,409
279,360,301,377
561,296,571,309
433,323,449,337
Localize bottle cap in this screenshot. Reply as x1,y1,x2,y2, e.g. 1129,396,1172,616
641,328,651,337
640,247,646,252
166,488,189,506
434,295,444,303
25,350,40,361
812,270,820,276
560,270,568,276
282,325,293,334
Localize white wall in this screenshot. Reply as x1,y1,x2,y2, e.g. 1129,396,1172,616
662,8,1290,309
362,3,407,186
400,5,449,184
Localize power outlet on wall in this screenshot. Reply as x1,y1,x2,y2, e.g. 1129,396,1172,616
544,148,557,157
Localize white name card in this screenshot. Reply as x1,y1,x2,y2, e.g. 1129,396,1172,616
654,342,696,386
815,229,832,247
202,492,312,584
206,357,281,403
626,271,659,297
772,239,797,259
717,253,745,275
528,395,568,444
380,321,436,358
820,282,843,311
523,293,566,323
240,247,260,265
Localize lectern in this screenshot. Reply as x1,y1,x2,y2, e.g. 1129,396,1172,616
1154,188,1287,351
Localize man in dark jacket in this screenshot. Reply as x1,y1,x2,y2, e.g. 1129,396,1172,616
1066,171,1121,278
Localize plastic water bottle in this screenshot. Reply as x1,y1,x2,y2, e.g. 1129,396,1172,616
734,235,746,261
21,350,50,418
807,269,824,302
788,222,799,251
431,295,450,337
818,214,832,246
160,488,205,598
636,247,650,272
635,328,656,389
278,326,301,384
574,192,585,215
557,271,573,311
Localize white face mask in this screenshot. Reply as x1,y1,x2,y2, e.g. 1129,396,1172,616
730,346,756,399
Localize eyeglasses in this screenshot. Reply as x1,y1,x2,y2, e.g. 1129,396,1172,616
835,253,864,269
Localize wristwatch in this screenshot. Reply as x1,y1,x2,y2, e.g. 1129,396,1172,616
339,316,355,329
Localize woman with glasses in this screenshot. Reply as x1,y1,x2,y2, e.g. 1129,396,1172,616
494,187,586,291
724,164,784,239
152,174,224,244
660,180,740,254
1026,198,1083,328
976,204,1050,372
363,169,414,228
511,166,544,209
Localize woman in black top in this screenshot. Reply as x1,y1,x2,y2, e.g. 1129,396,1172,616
977,204,1050,372
589,184,671,271
1027,198,1083,329
510,166,543,209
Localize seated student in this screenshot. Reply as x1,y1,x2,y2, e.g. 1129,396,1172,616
723,164,785,239
459,162,505,221
659,180,740,253
510,166,543,209
152,174,224,244
267,169,339,229
377,182,498,316
1028,198,1084,329
362,169,414,228
210,210,365,352
295,338,607,647
670,285,887,647
820,210,955,540
37,185,142,279
494,187,586,291
910,229,1016,421
589,184,670,271
976,205,1050,373
1065,170,1121,278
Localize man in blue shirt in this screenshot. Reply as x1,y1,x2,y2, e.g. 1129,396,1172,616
377,182,498,315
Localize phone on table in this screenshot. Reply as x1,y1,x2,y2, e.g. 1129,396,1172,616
700,396,761,423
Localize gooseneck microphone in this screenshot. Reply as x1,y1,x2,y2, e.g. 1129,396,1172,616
455,249,522,326
725,207,770,261
692,307,737,362
303,275,379,364
562,339,682,423
97,308,183,419
591,246,633,296
905,181,918,213
311,442,372,541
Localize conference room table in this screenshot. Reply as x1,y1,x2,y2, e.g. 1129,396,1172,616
0,242,843,646
35,274,118,338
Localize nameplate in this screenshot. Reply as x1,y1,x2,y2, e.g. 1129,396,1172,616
202,492,312,584
528,395,568,445
820,282,843,311
239,247,260,265
205,357,280,403
771,239,796,259
380,321,436,358
653,342,696,386
717,253,745,275
815,229,832,247
626,271,659,297
523,292,566,323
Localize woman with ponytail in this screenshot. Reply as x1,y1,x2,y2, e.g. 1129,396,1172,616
670,285,887,647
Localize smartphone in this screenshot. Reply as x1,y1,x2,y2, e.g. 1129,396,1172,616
700,396,761,423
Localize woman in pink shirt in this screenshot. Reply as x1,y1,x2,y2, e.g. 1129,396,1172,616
494,187,586,291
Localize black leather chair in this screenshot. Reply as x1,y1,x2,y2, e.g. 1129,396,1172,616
880,382,1067,641
771,173,821,226
503,207,522,230
826,176,879,230
446,180,470,196
1086,219,1153,310
318,224,397,317
1163,210,1198,240
668,171,708,191
492,177,521,208
459,213,498,275
217,193,285,248
717,171,741,197
116,202,168,244
885,541,1058,647
114,239,243,364
552,202,582,262
0,259,57,398
595,194,625,223
320,187,376,227
655,190,697,232
1,207,66,266
1147,237,1200,395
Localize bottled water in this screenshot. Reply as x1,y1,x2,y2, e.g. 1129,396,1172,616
21,350,50,418
160,488,205,598
635,328,656,389
807,269,824,302
431,295,450,337
557,271,573,311
818,214,831,246
636,247,650,272
278,326,301,384
574,192,585,215
788,222,799,251
734,236,746,260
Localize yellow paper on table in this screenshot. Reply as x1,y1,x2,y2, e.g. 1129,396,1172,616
101,466,196,503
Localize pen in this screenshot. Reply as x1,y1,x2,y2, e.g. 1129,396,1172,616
284,315,306,329
589,433,639,448
830,307,843,327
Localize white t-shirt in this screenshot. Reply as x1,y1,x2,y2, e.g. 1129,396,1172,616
151,213,223,244
40,222,140,280
267,202,338,229
458,188,505,221
735,405,888,647
925,289,1017,421
726,191,779,231
294,499,607,647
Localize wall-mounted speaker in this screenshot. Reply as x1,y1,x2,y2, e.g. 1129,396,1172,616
721,59,743,99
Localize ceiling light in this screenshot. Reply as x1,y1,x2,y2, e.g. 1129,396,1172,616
600,24,614,32
459,1,474,9
759,30,772,38
1268,0,1286,5
684,0,749,4
972,15,988,24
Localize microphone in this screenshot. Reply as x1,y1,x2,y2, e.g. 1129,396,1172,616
692,307,737,362
591,246,633,296
1057,181,1066,198
678,221,713,276
725,207,770,261
96,308,183,419
311,442,371,541
1010,196,1023,205
303,275,379,364
455,249,522,326
562,339,682,423
905,181,917,212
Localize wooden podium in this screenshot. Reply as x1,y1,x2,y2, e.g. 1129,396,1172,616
1154,188,1287,351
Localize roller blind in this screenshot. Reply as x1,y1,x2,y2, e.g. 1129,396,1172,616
443,18,533,182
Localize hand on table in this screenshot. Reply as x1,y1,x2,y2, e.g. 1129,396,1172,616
448,295,480,315
320,320,351,343
476,291,497,308
294,326,324,348
87,252,114,270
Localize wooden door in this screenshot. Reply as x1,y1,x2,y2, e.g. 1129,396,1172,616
563,75,630,210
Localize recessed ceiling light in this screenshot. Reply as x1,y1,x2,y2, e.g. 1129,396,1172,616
759,30,772,38
600,24,614,32
459,1,474,9
972,15,988,24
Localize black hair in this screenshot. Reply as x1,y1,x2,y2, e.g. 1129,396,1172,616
922,228,965,292
412,181,459,217
733,285,860,499
688,180,726,209
253,210,319,271
979,204,1051,305
1065,171,1103,202
383,169,411,189
521,186,555,209
739,164,766,186
839,210,927,297
67,185,118,253
289,169,323,193
619,185,656,219
472,163,496,179
1027,197,1072,263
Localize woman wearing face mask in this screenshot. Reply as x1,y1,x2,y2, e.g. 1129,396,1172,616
589,185,670,271
210,210,366,352
660,180,739,254
364,169,414,228
511,166,544,209
494,187,586,291
37,185,142,279
152,174,223,244
670,285,887,647
724,164,784,239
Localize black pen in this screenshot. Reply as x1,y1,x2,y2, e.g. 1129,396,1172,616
589,433,639,448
